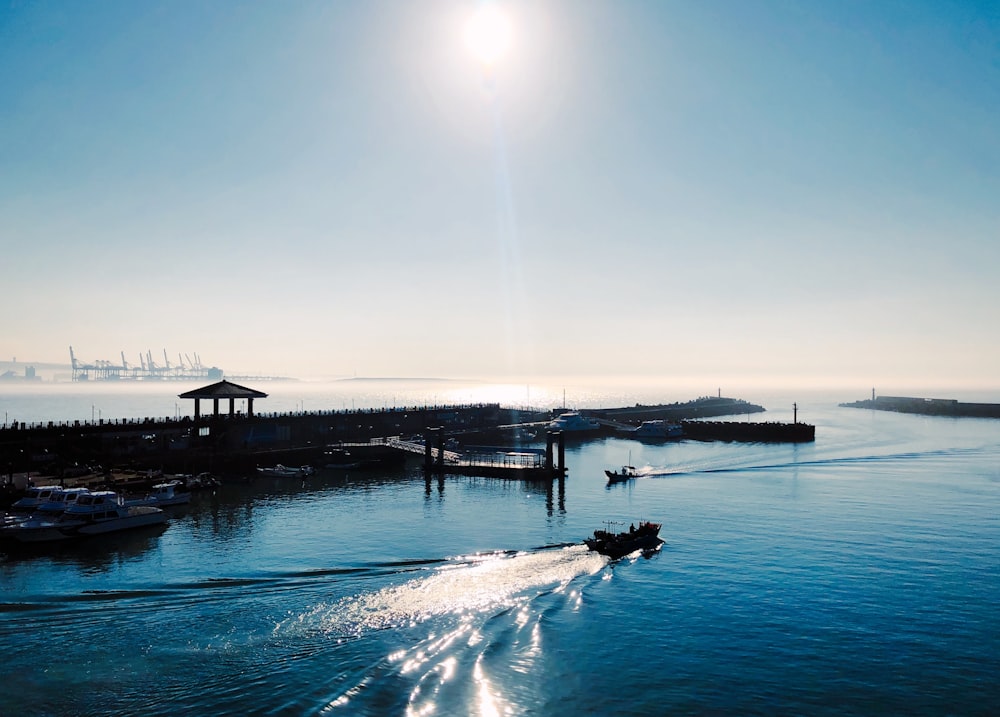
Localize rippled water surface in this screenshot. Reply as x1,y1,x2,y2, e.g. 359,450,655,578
2,389,999,715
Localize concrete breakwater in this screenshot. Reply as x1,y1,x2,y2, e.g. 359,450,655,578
680,420,815,443
592,396,765,424
840,395,1000,418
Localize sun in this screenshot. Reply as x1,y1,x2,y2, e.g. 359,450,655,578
463,5,513,67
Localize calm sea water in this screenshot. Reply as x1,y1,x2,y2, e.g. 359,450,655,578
2,381,999,715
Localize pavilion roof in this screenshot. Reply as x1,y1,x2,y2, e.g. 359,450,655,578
178,380,268,400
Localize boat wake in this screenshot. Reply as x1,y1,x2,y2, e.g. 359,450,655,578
646,445,995,478
278,544,604,638
278,544,609,715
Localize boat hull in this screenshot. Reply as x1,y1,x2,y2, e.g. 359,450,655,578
74,507,167,535
605,469,635,483
585,522,663,559
0,518,84,543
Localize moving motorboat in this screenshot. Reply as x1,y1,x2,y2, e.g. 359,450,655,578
605,451,637,483
605,465,637,483
585,521,663,559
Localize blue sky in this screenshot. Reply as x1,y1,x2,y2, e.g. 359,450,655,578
2,1,998,389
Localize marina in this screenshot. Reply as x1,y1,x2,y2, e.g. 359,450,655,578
5,0,996,712
1,392,997,715
0,384,812,499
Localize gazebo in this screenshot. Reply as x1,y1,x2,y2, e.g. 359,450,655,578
178,380,268,419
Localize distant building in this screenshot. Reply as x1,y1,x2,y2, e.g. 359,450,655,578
0,366,40,382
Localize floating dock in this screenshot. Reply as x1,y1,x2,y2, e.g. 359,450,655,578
419,428,566,479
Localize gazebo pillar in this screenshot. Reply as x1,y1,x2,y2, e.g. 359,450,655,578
194,399,201,419
213,398,219,416
229,398,235,417
248,398,255,417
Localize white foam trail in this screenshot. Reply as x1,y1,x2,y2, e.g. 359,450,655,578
281,545,605,638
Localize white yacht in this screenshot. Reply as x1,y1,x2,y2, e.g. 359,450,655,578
547,412,601,433
62,491,167,537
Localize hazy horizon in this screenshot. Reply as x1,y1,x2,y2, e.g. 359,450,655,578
2,358,998,403
3,2,998,389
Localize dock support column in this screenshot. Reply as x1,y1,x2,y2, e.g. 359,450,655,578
436,430,445,468
424,428,437,470
557,431,565,473
545,432,554,472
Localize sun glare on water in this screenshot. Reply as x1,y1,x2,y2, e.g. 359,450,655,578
463,4,513,67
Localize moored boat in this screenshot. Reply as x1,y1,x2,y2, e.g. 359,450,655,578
0,491,167,545
633,420,684,440
585,520,663,559
60,491,167,537
320,448,363,470
35,487,92,516
128,481,191,508
8,485,63,514
0,514,78,543
256,464,315,478
548,411,600,433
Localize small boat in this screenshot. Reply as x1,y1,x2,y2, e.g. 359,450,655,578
0,514,73,543
633,420,684,440
548,412,601,433
128,481,191,508
585,521,663,560
605,451,637,483
604,466,637,483
320,448,363,470
8,485,63,514
184,472,221,491
256,464,315,478
34,487,92,516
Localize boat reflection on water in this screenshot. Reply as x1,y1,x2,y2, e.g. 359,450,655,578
1,522,169,570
